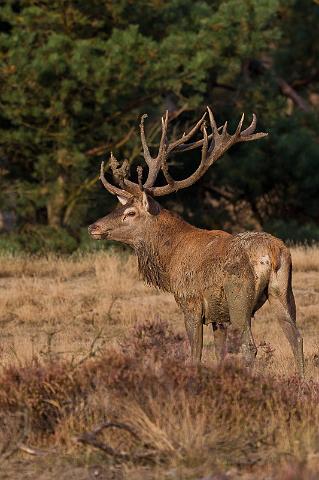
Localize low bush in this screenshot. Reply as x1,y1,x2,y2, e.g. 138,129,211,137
266,219,319,243
1,318,319,478
0,226,78,254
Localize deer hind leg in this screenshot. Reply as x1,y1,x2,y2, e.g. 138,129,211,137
225,280,257,368
212,323,227,363
268,258,304,377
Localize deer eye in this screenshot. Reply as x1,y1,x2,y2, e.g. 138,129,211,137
123,210,136,220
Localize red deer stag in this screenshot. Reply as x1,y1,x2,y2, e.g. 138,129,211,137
88,108,304,376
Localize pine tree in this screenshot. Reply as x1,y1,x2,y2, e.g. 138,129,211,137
0,0,318,247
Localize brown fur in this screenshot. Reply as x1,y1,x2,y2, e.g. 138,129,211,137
89,198,304,376
88,108,304,375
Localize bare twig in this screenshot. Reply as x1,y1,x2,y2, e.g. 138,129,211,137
17,443,56,457
77,421,156,462
277,77,311,112
71,328,106,369
0,411,29,463
85,127,135,157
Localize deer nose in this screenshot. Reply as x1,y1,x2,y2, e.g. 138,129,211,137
88,223,100,234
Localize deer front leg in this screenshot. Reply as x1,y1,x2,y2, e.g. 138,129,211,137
184,313,203,363
175,296,203,363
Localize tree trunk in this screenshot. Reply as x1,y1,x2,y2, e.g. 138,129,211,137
47,174,66,228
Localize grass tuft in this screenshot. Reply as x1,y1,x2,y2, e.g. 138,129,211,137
0,248,319,478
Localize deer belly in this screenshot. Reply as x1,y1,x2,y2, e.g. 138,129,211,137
203,292,230,325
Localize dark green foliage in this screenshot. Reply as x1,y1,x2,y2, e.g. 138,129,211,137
265,220,319,244
0,0,318,251
0,226,78,254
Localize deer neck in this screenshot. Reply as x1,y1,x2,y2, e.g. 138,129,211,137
134,210,193,291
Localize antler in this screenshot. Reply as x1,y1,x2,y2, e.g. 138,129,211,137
99,107,267,198
137,110,208,189
149,107,267,196
99,151,141,200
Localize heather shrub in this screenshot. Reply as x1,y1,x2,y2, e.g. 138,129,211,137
0,359,92,434
119,316,188,361
1,318,319,475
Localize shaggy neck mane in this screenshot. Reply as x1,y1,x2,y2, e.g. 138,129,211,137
134,210,192,292
135,241,170,290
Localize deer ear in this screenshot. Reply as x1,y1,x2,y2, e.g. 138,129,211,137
142,191,160,216
117,195,129,205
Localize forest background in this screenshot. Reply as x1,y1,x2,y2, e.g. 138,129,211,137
0,0,318,253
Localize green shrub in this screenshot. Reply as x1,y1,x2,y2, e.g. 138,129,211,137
0,235,22,254
265,219,319,244
0,226,78,254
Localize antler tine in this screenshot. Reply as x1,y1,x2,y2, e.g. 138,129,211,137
201,123,209,164
110,151,119,170
140,114,152,166
168,112,207,153
99,160,133,199
142,110,214,190
237,112,268,142
161,158,175,187
148,123,212,197
137,165,144,190
172,125,224,153
207,106,218,132
150,113,209,190
161,109,204,189
234,113,268,141
241,113,256,136
234,113,245,137
109,152,129,187
98,107,267,200
103,153,141,197
159,111,169,154
150,108,268,197
143,111,169,189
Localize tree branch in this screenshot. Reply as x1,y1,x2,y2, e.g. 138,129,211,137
277,78,311,112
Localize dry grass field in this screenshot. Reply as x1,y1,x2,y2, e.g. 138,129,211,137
0,245,319,479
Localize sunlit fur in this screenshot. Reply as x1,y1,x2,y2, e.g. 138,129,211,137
89,194,304,376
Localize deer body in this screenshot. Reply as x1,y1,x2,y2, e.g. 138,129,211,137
89,107,304,375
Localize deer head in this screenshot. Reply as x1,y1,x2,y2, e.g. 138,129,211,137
88,191,161,245
88,107,267,245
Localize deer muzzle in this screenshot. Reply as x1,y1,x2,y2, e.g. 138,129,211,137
88,223,109,239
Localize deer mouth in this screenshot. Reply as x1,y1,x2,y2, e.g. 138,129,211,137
90,232,103,239
88,225,111,240
90,231,111,240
